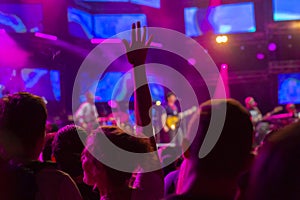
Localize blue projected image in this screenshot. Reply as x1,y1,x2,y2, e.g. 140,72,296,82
79,72,164,103
0,4,43,33
83,0,128,1
209,2,256,34
81,0,160,8
184,7,208,37
0,68,61,101
184,2,256,37
21,68,61,102
278,73,300,104
273,0,300,21
68,7,94,39
0,68,17,98
94,14,147,39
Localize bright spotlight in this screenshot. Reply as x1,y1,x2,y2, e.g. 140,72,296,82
221,64,228,69
216,35,228,44
155,101,161,106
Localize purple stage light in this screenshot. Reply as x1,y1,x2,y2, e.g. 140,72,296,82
221,64,228,69
268,43,277,51
256,53,265,60
90,38,121,44
35,32,57,41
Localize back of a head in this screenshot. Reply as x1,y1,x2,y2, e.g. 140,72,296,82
246,122,300,200
52,124,87,177
86,126,153,186
0,92,47,160
187,99,253,175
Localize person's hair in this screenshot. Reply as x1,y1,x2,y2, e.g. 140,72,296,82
246,122,300,200
0,92,47,157
52,124,87,177
85,126,153,186
42,132,56,161
187,99,253,176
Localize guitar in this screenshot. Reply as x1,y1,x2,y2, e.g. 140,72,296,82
250,106,283,125
166,106,197,130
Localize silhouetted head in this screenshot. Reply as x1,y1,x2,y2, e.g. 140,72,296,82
177,99,253,195
0,92,47,160
81,126,153,189
52,124,87,177
246,122,300,200
188,99,253,173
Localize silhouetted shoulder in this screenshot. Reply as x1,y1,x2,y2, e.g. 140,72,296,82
36,168,83,200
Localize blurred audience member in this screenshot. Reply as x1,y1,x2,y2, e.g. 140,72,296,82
245,121,300,200
0,92,82,200
52,124,99,200
40,132,56,162
81,126,155,200
171,99,253,200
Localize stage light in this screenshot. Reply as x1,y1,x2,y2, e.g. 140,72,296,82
90,38,121,44
256,53,265,60
268,43,277,51
170,124,176,130
155,101,161,106
34,32,57,41
221,64,228,69
216,35,228,44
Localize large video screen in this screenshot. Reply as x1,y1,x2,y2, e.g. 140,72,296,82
131,0,160,8
273,0,300,21
0,4,43,33
184,2,256,37
78,72,164,103
94,14,147,39
68,7,94,40
68,7,147,40
83,0,128,1
184,7,208,37
0,68,61,102
81,0,160,8
278,73,300,104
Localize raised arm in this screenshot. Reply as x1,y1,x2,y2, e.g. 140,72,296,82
123,22,153,135
123,22,164,200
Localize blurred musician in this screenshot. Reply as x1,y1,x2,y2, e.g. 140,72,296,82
245,96,282,125
245,96,263,125
161,92,196,146
74,92,99,131
161,92,180,145
286,103,298,118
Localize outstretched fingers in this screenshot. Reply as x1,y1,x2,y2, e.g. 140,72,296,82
131,22,136,43
137,21,141,42
146,35,154,48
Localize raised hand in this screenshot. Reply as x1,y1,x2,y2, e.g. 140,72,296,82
122,21,153,66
